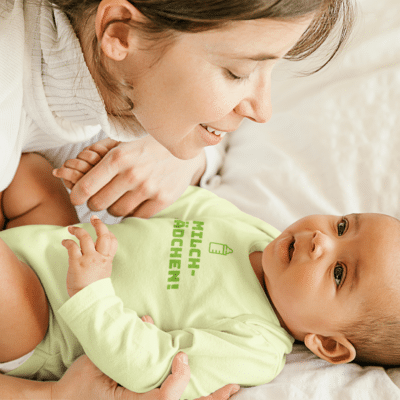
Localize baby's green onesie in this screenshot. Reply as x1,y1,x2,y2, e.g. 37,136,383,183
1,186,293,399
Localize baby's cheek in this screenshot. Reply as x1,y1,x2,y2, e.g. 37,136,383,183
280,272,312,309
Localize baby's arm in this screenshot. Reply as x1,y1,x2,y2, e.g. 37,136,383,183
1,153,79,230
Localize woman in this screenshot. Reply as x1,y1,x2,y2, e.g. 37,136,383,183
0,0,354,397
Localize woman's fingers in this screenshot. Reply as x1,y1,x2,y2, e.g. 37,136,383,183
77,139,118,163
69,141,121,206
200,384,241,399
64,158,94,173
157,353,191,400
75,148,103,166
88,171,152,214
125,197,170,219
53,165,84,186
141,316,155,324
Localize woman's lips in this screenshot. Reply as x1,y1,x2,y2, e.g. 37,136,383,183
198,124,225,146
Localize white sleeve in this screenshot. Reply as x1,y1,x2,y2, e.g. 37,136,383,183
199,140,227,189
0,0,25,191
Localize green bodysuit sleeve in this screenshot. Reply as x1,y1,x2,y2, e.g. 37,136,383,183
58,278,287,399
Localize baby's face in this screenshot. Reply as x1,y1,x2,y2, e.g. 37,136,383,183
262,213,400,340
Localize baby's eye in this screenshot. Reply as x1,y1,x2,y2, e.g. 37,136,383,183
334,264,344,287
337,218,347,236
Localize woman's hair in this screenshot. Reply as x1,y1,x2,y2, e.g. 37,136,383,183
50,0,355,127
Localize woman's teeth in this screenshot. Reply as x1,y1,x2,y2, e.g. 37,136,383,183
200,124,227,138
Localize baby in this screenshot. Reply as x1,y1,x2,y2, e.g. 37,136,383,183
1,153,400,399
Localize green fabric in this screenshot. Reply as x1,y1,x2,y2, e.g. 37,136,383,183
1,187,293,399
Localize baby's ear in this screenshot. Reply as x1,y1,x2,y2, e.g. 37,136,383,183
304,333,356,364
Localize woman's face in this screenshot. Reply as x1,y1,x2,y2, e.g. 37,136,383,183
119,17,313,159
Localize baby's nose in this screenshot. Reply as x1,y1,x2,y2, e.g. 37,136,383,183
310,230,331,260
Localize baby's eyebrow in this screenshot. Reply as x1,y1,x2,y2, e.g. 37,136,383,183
348,213,361,293
349,258,359,293
351,213,361,235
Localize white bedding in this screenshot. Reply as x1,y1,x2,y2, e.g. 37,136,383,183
40,0,400,397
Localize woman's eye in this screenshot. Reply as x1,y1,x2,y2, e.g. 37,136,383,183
225,69,249,82
334,264,344,287
337,218,347,236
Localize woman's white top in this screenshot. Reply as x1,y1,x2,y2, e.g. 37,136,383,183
0,0,224,191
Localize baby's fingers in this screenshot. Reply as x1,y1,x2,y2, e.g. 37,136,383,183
91,216,118,256
67,226,96,254
62,238,82,259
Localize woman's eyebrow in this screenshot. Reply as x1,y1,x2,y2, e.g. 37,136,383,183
237,53,279,61
223,52,279,61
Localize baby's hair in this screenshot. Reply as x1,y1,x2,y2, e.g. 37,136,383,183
341,215,400,367
342,309,400,367
47,0,355,129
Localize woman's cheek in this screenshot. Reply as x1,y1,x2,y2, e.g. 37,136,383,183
190,71,238,117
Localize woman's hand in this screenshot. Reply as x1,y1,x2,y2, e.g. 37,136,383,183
50,352,193,400
50,316,240,400
53,136,207,218
51,353,240,400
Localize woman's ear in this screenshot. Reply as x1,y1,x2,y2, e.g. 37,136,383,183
95,0,144,61
304,333,356,364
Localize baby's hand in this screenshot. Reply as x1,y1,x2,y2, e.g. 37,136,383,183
62,215,118,297
53,139,117,190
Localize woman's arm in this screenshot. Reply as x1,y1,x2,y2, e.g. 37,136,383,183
0,374,52,400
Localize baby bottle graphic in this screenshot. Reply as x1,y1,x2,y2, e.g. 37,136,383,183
209,242,233,255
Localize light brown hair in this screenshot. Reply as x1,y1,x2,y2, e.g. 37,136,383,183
49,0,355,128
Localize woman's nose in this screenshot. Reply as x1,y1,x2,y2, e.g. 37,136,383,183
310,230,333,260
234,77,272,123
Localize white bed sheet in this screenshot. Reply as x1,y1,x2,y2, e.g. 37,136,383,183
40,0,400,397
